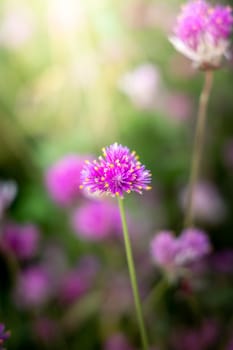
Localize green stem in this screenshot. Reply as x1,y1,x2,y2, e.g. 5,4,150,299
184,70,214,228
117,197,149,350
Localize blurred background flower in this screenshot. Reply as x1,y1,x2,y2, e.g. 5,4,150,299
0,0,233,349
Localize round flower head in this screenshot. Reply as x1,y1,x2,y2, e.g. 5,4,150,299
170,0,233,69
80,143,152,197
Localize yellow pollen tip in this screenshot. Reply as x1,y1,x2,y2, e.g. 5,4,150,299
79,185,83,189
94,166,98,171
146,186,152,190
101,176,105,181
137,186,142,190
104,183,109,188
115,192,119,196
110,163,114,168
127,190,131,194
85,160,90,164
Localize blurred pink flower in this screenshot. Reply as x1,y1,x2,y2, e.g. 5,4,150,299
71,200,121,241
0,5,34,49
45,155,89,206
14,266,52,309
151,228,211,278
2,222,40,260
179,181,226,224
118,64,161,110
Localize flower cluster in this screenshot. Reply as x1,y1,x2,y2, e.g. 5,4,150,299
170,0,233,69
151,228,211,276
0,324,10,350
80,143,151,197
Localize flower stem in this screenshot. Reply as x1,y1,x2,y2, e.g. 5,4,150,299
117,197,149,350
184,70,214,227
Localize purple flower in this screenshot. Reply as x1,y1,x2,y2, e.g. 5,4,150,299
14,266,51,309
45,155,89,206
0,324,10,350
2,222,40,260
71,200,121,241
80,143,151,197
151,231,178,269
170,0,233,69
176,228,211,265
104,333,134,350
151,228,211,275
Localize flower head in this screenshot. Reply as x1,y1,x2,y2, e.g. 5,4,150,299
0,324,10,350
151,228,211,277
80,143,151,197
170,0,233,69
45,155,89,206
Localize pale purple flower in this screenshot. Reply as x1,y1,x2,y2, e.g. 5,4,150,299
118,64,161,110
0,180,17,219
170,0,233,69
176,228,211,265
151,228,211,275
71,200,121,241
14,266,51,309
45,155,89,206
80,143,151,197
0,5,34,49
2,222,40,260
179,181,226,224
151,231,178,269
104,333,134,350
0,323,10,350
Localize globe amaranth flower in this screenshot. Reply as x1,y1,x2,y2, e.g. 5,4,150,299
45,155,90,206
0,324,10,350
170,0,233,69
80,143,151,197
151,228,211,276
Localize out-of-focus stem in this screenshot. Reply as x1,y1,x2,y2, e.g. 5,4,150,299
117,197,149,350
184,70,214,227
